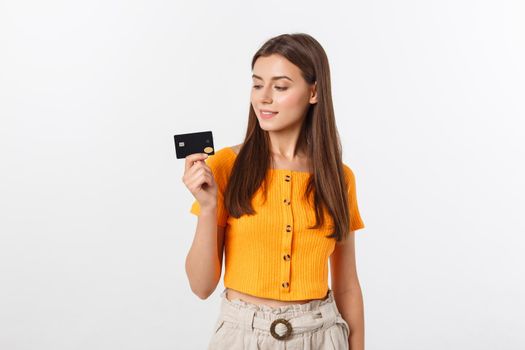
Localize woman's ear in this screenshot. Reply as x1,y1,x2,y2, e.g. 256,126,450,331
309,81,318,104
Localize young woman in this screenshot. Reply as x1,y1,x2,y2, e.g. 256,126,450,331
183,33,366,350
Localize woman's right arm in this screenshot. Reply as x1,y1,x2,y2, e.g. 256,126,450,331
185,209,225,300
182,153,225,299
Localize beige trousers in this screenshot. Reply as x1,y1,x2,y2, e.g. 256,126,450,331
208,288,350,350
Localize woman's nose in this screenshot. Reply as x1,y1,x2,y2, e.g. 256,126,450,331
259,87,273,103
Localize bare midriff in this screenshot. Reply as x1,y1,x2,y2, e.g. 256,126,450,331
225,288,327,308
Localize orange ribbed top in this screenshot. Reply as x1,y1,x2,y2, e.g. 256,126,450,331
189,146,365,301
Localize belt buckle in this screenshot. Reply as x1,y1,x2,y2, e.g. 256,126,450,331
270,318,292,340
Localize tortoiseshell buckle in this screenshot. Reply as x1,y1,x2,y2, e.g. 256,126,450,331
269,318,292,340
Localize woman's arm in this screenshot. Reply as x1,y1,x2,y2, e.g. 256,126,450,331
330,231,365,350
185,206,225,299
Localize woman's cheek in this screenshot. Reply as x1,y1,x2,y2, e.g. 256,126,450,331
276,92,305,111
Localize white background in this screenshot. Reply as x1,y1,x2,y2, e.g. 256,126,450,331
1,0,524,349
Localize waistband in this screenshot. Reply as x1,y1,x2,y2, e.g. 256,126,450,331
218,288,343,340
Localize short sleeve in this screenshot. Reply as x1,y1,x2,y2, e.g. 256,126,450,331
189,148,231,227
343,164,365,231
190,191,228,227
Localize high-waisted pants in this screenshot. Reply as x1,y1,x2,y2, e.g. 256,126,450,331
208,287,350,350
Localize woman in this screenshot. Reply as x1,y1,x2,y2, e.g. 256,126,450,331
183,33,366,350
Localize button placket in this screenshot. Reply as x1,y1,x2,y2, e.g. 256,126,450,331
280,171,293,296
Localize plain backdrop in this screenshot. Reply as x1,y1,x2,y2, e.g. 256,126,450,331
1,0,524,349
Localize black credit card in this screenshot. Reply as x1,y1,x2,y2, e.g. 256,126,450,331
174,131,215,159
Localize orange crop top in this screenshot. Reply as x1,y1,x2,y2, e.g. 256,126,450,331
189,146,365,301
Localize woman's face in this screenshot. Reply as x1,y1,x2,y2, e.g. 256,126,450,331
251,54,317,132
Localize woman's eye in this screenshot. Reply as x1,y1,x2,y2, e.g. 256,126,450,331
252,85,288,91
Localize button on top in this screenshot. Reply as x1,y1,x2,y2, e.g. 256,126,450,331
285,175,291,182
286,225,292,232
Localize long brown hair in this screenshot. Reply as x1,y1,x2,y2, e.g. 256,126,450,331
224,33,353,243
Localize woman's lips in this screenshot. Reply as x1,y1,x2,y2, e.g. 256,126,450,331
260,110,278,119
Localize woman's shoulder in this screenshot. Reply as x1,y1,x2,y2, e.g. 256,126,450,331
226,144,242,156
208,144,238,160
342,163,354,177
342,162,362,195
204,145,239,173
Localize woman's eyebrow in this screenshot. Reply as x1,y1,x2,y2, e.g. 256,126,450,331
252,74,293,82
